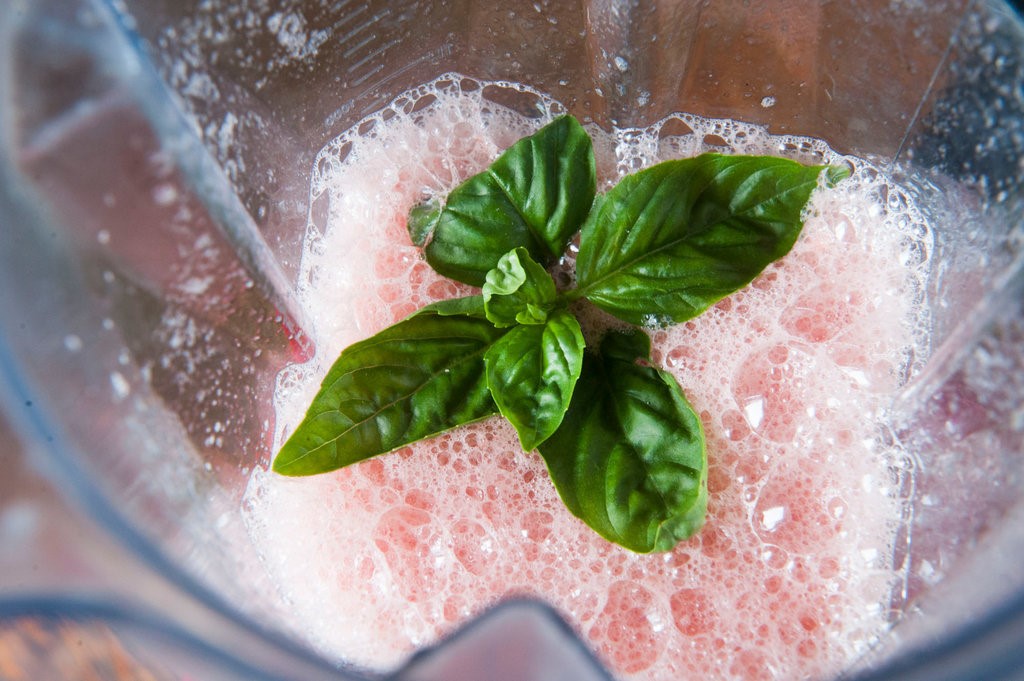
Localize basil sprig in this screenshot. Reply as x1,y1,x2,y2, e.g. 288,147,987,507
274,115,848,553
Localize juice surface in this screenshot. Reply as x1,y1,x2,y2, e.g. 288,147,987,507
243,75,932,681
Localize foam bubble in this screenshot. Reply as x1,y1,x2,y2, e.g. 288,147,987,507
242,74,933,681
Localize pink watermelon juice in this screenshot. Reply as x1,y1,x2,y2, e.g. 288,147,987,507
242,76,931,681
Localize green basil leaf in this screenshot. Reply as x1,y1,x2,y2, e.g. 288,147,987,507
408,200,441,248
574,154,839,326
408,115,596,286
483,247,558,327
419,294,487,318
484,309,585,451
537,330,707,553
272,308,508,476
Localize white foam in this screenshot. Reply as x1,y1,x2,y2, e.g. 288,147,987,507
242,74,932,680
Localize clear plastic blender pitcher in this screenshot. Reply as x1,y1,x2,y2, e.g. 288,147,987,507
0,0,1022,679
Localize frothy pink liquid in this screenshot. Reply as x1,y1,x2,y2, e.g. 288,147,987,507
243,76,930,681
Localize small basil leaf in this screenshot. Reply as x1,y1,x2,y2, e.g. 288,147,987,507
483,247,557,327
575,154,837,326
272,309,508,476
419,294,487,318
484,309,585,451
408,200,441,248
410,115,596,286
537,330,707,553
824,163,852,187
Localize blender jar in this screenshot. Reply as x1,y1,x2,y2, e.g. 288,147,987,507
0,0,1022,679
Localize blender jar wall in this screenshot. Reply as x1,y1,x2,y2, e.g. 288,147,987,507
0,0,313,645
